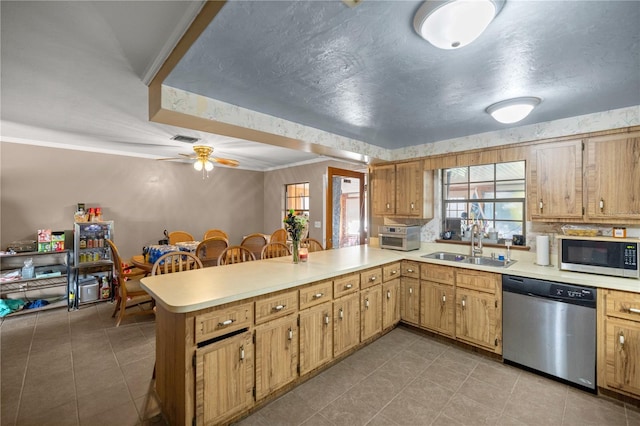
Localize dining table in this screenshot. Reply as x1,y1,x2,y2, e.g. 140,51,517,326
130,254,153,274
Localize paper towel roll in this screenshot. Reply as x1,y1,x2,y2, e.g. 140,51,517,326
536,235,550,266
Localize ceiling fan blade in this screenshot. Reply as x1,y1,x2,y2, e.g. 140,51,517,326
213,157,240,167
156,157,184,161
178,153,197,158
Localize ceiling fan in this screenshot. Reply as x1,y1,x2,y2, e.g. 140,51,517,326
158,145,239,177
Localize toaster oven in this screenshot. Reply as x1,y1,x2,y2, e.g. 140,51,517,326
379,225,421,251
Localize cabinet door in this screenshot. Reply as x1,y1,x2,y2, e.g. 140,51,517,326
400,277,420,325
420,281,455,337
371,164,396,216
333,293,360,357
382,279,400,330
456,289,501,353
195,331,254,425
604,318,640,397
395,161,423,217
529,140,583,220
585,132,640,220
360,285,382,341
299,303,333,375
255,315,298,400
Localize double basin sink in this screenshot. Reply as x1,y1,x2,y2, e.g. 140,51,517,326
421,251,516,268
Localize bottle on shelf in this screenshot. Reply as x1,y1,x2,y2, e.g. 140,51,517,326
100,276,110,299
21,258,35,279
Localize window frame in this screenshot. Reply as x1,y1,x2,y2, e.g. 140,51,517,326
284,182,310,217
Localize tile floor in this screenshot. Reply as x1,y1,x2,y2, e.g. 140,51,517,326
2,304,639,426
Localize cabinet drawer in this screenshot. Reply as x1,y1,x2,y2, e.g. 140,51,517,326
334,274,360,298
383,263,401,282
604,289,640,322
300,280,333,310
255,290,298,325
421,263,454,285
456,270,499,294
401,261,420,279
361,267,383,289
195,302,253,343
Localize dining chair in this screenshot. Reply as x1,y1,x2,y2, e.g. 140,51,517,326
240,233,268,260
105,239,155,327
269,228,287,244
203,228,229,241
261,242,291,259
195,237,229,267
168,231,195,245
301,238,324,252
217,246,256,265
151,251,203,276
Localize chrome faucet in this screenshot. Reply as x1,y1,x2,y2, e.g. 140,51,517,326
470,224,483,256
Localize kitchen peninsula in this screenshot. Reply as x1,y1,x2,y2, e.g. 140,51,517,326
141,244,640,425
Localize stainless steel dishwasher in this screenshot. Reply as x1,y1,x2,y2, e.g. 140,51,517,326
502,275,597,391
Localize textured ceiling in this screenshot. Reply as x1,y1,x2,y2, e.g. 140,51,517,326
165,0,640,149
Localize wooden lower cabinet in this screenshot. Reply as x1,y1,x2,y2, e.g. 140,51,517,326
333,293,360,357
361,284,382,341
382,279,400,329
195,331,254,425
455,288,501,353
299,302,333,375
400,277,420,325
420,280,455,337
255,314,298,400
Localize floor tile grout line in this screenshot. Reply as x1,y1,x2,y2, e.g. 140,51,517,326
13,312,38,425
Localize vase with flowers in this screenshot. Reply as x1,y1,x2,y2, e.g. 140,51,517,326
283,209,308,263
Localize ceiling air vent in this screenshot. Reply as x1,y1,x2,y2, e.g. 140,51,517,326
171,134,200,144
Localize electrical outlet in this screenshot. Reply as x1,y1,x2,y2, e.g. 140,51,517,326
314,221,321,228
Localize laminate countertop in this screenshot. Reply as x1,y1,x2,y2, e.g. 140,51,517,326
140,242,640,314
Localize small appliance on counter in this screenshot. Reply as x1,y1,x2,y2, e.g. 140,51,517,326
379,225,421,251
558,235,639,279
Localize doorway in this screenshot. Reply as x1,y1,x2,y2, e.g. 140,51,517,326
326,167,366,249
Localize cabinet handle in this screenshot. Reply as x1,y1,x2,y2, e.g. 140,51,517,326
324,313,330,325
345,284,352,290
339,308,344,319
461,297,466,309
387,290,391,300
407,268,414,273
441,294,446,304
313,293,324,299
539,199,543,212
386,202,390,210
288,328,293,340
409,287,413,295
369,276,377,282
390,270,397,276
410,202,415,210
599,198,604,212
239,345,245,361
365,298,370,309
218,319,235,327
272,304,286,311
629,307,640,315
619,332,625,347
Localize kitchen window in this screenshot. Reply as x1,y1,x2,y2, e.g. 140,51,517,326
442,161,525,241
284,182,309,217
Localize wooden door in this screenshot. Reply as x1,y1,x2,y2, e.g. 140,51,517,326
333,293,360,357
326,167,366,249
371,164,396,216
360,285,382,341
400,277,420,325
195,331,254,425
395,161,423,217
605,318,640,397
420,281,455,337
255,315,298,400
529,140,583,220
299,302,333,375
455,288,501,353
382,279,400,330
585,132,640,221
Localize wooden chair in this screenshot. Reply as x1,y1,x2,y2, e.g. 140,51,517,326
217,246,256,265
195,237,229,267
301,238,324,252
203,229,228,241
240,233,268,260
105,239,155,327
261,242,291,259
151,251,203,276
168,231,194,245
269,228,287,244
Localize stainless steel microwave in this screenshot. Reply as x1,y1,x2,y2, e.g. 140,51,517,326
379,225,421,251
559,236,639,279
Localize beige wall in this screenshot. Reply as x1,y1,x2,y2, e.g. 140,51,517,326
1,142,265,259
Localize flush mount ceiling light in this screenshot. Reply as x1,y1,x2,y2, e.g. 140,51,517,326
413,0,505,49
486,97,542,124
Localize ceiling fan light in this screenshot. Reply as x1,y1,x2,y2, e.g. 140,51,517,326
193,159,204,171
486,96,541,124
413,0,505,49
204,160,214,171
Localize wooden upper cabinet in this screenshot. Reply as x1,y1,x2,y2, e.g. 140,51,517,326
371,164,396,216
395,161,424,217
584,132,640,221
528,139,584,221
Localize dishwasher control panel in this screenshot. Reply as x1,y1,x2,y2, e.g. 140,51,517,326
549,284,595,302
